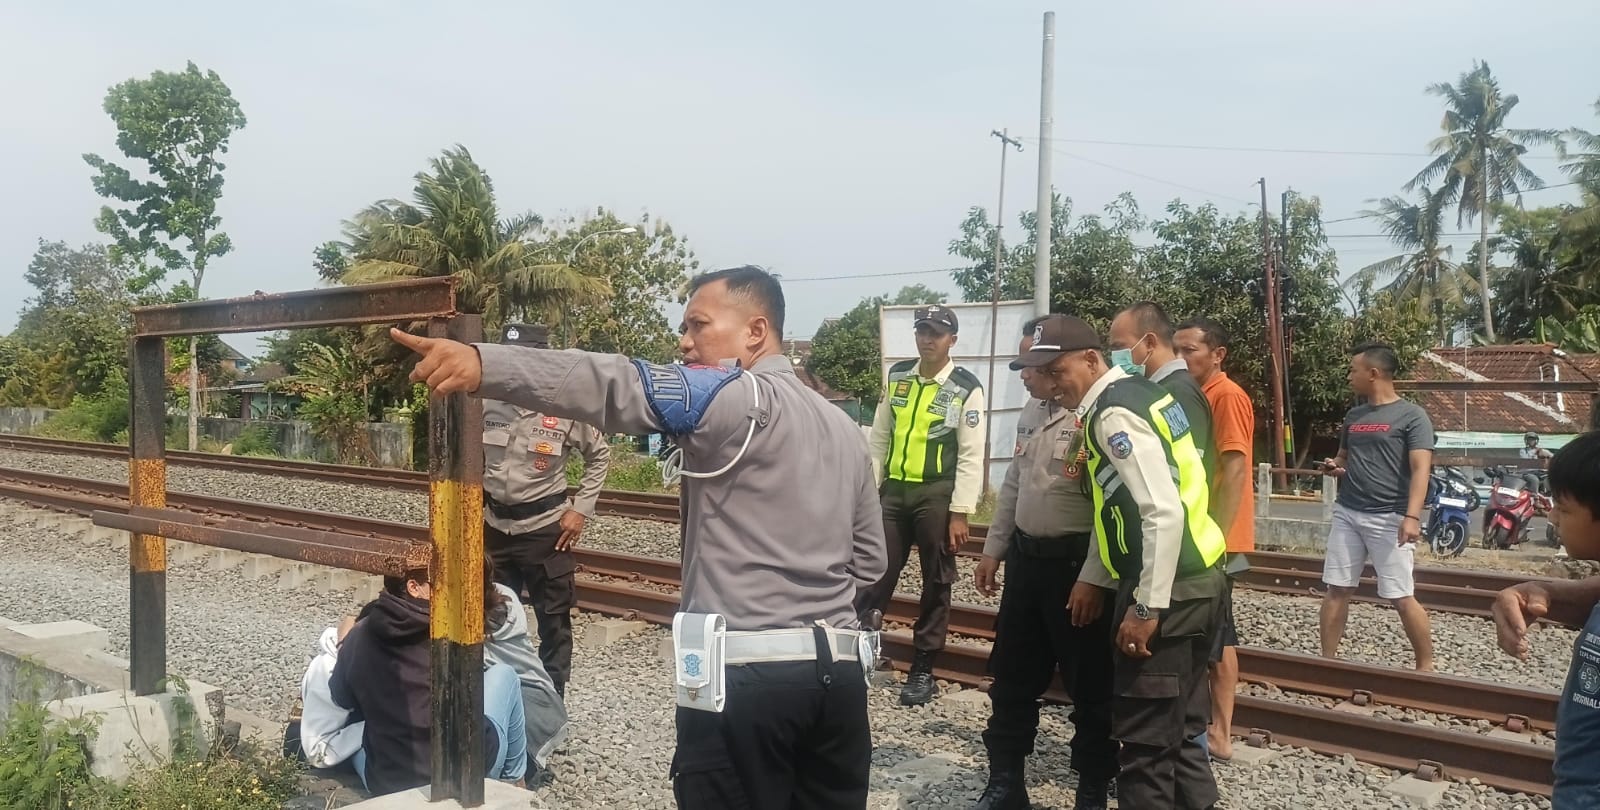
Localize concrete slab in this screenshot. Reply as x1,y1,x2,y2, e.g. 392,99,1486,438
321,569,365,594
354,576,383,604
1220,744,1281,766
1383,774,1449,807
941,689,990,707
582,618,647,648
337,780,546,808
657,635,675,665
1487,728,1540,743
55,517,93,538
45,683,221,784
277,563,319,590
208,549,247,571
241,554,288,579
10,620,108,652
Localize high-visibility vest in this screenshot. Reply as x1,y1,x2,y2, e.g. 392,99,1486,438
1082,375,1226,581
882,360,982,484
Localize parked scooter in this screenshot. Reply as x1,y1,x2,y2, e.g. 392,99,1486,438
1474,466,1537,550
1423,469,1473,557
1435,465,1481,512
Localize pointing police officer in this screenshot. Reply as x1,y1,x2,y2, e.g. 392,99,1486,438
969,316,1117,810
482,322,611,698
1017,314,1227,810
392,266,888,809
860,304,988,706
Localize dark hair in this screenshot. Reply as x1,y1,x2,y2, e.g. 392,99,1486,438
1021,315,1050,337
1176,316,1231,351
383,567,429,597
1351,342,1400,377
1122,301,1175,344
1549,431,1600,521
687,265,786,337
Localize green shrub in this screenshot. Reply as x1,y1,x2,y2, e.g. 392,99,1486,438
0,684,97,810
231,424,279,457
565,449,667,493
32,390,131,443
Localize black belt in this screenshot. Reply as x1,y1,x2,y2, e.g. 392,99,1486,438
1013,530,1092,559
484,491,567,522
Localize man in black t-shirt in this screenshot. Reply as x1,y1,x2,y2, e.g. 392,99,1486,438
1317,344,1435,671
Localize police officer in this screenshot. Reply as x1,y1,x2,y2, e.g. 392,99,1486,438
861,304,988,706
1016,314,1226,810
482,322,611,698
1109,301,1214,481
392,266,888,809
969,316,1116,810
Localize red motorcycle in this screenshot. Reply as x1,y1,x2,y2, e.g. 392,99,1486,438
1476,466,1537,550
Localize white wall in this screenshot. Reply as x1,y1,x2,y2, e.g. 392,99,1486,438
879,301,1037,492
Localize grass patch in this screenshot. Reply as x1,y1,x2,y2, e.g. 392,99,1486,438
568,449,669,494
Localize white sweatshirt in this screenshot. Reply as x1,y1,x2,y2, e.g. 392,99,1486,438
299,626,366,769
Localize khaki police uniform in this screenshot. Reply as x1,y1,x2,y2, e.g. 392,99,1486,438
472,342,889,810
483,396,609,695
1079,366,1226,810
977,396,1117,805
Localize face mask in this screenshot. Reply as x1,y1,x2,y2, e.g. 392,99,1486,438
1110,335,1150,377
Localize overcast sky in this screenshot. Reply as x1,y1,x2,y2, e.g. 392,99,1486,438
3,1,1596,354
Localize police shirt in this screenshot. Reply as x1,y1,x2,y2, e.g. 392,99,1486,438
868,360,989,514
482,399,610,535
1555,603,1600,806
474,345,890,632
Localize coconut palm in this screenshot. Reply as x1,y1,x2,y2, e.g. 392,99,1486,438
1348,189,1474,339
342,145,609,332
1406,61,1558,342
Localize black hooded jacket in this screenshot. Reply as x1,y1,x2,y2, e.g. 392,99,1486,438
329,591,498,795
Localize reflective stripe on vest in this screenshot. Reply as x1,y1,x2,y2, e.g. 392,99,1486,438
1083,380,1226,581
884,367,968,484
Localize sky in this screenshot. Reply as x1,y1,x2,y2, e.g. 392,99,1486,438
2,1,1597,355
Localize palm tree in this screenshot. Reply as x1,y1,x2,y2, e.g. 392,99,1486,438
1349,189,1473,340
342,145,609,332
1407,61,1558,342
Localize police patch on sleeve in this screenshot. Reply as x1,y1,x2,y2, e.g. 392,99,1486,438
965,410,980,428
1109,431,1133,459
632,361,742,436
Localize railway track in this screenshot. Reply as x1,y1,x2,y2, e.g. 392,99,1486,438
0,434,1560,625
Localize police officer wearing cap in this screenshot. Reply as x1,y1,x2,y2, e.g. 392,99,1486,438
391,266,888,809
861,304,988,706
968,316,1117,810
1017,314,1227,810
482,322,611,698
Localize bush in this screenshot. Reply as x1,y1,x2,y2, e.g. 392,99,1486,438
0,684,96,810
32,387,130,444
565,449,667,493
231,424,280,457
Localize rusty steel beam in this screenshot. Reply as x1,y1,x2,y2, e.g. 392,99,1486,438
1394,379,1600,393
129,335,168,696
93,510,425,577
131,278,458,337
428,314,486,804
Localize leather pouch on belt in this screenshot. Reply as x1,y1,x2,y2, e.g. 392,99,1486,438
673,612,726,713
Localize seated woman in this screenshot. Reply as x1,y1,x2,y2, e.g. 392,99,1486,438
483,559,570,777
295,616,364,770
329,566,528,795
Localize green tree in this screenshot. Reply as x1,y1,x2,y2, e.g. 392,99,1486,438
273,336,374,464
341,145,609,334
1349,189,1476,339
312,241,349,284
1483,204,1598,339
1407,61,1557,341
84,61,248,450
10,241,134,399
806,285,947,416
1535,307,1600,353
534,209,696,361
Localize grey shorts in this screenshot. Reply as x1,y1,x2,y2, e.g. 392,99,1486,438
1322,504,1415,599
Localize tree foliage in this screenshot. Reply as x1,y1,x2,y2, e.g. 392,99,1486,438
806,285,948,412
1349,189,1477,338
272,334,374,464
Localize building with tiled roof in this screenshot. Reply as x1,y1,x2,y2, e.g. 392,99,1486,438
1410,344,1598,444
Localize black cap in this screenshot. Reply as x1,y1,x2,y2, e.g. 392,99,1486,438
501,323,550,348
1009,314,1101,370
913,305,958,334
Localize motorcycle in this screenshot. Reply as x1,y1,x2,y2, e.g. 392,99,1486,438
1475,466,1537,550
1435,465,1481,513
1423,469,1473,557
1521,469,1560,546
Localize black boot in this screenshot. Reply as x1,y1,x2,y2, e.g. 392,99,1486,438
970,757,1029,810
1073,776,1110,810
899,650,939,706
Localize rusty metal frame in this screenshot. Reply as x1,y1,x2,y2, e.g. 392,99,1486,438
122,278,488,805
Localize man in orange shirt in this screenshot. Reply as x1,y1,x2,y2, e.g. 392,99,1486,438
1175,317,1254,761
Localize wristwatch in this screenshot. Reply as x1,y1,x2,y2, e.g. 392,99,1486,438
1133,602,1156,620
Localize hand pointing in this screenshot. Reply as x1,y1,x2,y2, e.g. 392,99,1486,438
389,328,483,395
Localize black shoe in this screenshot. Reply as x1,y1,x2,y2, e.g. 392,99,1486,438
1073,778,1110,810
899,650,939,706
970,764,1029,810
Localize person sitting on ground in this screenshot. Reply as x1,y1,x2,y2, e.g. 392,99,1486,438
484,559,570,778
329,566,528,796
295,616,364,770
1492,430,1600,805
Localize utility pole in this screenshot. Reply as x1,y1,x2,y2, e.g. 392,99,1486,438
984,129,1023,496
1032,11,1055,317
1260,178,1288,488
1280,189,1296,467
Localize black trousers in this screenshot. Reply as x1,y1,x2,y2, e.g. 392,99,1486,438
982,535,1117,783
1111,583,1218,810
858,479,956,652
671,660,870,810
485,521,576,690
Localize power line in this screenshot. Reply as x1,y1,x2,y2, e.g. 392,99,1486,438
778,266,971,283
1044,146,1259,206
1322,181,1584,223
1018,135,1565,161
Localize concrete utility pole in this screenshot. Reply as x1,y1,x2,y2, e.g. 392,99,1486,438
984,129,1023,495
1032,11,1055,317
1260,178,1288,488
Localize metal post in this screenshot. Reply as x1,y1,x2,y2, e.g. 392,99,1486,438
985,129,1023,496
428,314,486,804
129,336,168,695
1032,11,1055,317
1260,178,1288,491
1280,189,1296,465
